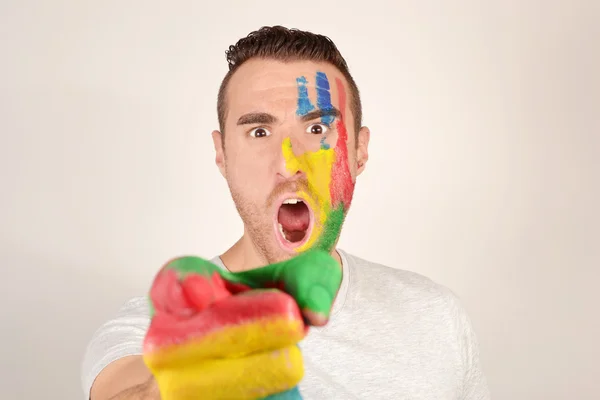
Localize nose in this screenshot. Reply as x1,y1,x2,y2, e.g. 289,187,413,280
276,136,306,182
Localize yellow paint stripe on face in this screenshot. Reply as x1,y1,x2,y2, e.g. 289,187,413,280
152,344,304,400
281,137,336,252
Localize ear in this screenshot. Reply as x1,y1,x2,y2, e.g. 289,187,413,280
356,126,370,176
211,130,226,178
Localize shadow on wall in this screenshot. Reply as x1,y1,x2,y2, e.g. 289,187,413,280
0,245,140,399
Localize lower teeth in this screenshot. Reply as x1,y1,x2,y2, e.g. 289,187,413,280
278,223,286,240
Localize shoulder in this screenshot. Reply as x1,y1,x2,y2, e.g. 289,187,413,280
339,250,491,397
81,296,150,397
116,296,152,317
340,249,471,322
83,296,150,347
341,250,453,296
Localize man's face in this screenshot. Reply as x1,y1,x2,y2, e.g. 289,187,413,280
213,59,369,264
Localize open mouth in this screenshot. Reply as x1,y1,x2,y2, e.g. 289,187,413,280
275,197,313,250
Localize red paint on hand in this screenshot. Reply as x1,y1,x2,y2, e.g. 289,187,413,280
179,272,228,311
145,263,306,351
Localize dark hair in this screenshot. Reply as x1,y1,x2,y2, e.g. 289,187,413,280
217,25,362,136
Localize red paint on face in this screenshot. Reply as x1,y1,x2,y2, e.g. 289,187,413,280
330,78,355,207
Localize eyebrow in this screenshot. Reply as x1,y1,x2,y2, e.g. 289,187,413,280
236,107,341,126
237,112,278,126
300,107,340,122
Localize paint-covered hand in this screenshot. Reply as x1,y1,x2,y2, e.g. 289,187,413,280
142,249,342,400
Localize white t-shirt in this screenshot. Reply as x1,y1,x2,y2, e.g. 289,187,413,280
81,249,491,399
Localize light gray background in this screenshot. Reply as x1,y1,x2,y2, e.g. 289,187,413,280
1,1,598,399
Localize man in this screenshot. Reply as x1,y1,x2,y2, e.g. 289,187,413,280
81,26,491,399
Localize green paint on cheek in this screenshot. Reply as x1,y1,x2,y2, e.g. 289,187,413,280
313,203,346,252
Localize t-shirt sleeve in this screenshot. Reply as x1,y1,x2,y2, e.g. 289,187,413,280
80,296,151,399
451,291,492,400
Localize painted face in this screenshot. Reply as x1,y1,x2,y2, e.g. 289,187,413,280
279,71,354,254
218,59,362,264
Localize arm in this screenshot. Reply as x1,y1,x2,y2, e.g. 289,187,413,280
90,355,159,400
459,315,491,400
81,297,152,399
451,293,491,399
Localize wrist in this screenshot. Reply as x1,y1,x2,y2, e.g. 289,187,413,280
142,375,160,399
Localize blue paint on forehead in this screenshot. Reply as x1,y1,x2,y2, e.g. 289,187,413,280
315,72,334,125
296,76,315,116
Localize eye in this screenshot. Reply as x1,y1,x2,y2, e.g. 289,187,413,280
307,124,329,135
249,127,271,138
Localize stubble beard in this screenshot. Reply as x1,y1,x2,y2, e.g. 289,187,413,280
230,188,287,265
229,177,320,266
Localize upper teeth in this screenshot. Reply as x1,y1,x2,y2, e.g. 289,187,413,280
283,198,302,205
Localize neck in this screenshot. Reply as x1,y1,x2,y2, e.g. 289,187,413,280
219,232,342,272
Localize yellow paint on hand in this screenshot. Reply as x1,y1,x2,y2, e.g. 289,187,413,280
144,318,305,400
153,345,303,400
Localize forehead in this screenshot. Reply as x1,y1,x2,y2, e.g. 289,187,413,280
225,58,348,118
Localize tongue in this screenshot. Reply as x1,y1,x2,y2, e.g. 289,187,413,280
278,203,310,232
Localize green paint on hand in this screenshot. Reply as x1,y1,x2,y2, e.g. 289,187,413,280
160,249,342,322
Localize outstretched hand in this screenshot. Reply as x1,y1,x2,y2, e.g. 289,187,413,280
142,249,342,400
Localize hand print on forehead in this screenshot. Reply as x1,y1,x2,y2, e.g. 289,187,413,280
295,71,335,150
296,72,334,116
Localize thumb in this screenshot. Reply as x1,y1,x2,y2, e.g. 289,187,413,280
224,250,342,326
